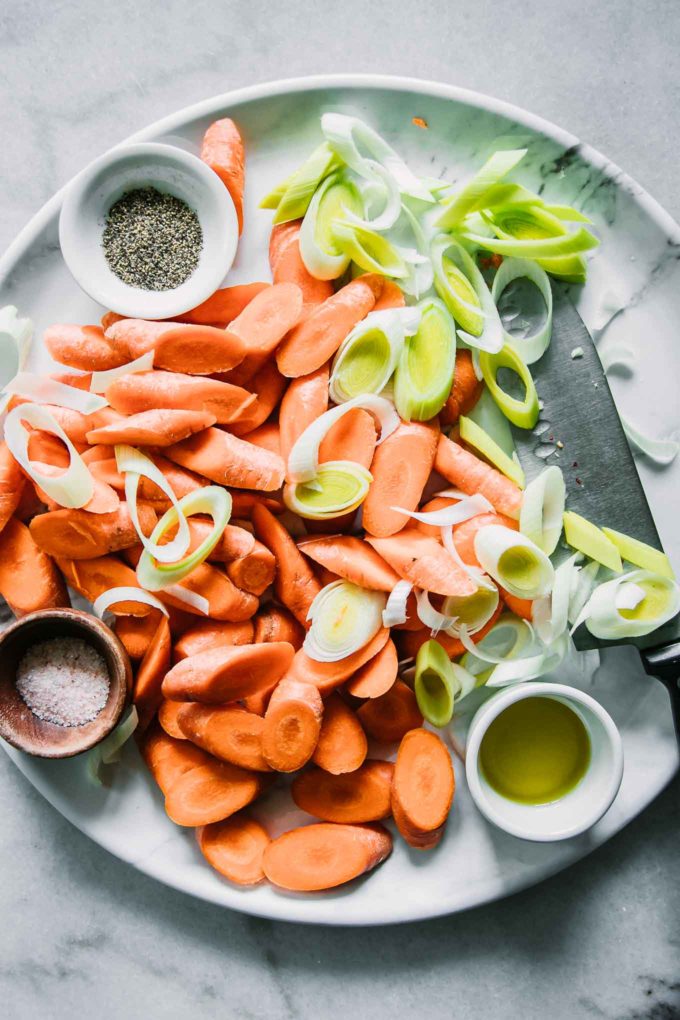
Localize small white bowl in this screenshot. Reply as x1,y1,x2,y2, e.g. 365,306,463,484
465,682,623,842
59,142,238,320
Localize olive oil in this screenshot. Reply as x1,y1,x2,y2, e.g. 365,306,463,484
479,697,591,805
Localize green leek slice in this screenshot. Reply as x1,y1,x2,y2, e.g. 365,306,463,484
393,297,456,421
264,143,340,222
284,461,372,520
562,511,622,572
330,307,420,403
442,584,500,635
331,220,408,278
479,343,540,429
582,570,680,639
459,415,525,487
415,639,457,727
435,149,528,230
299,172,363,280
466,388,515,457
491,257,553,365
601,528,675,579
431,236,503,352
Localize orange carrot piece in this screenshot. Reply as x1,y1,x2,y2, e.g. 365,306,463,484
7,399,123,447
225,539,276,596
285,627,390,695
269,220,334,307
100,311,124,330
227,361,287,437
81,444,115,464
275,274,384,378
173,619,255,662
372,279,406,311
157,699,187,739
26,431,71,469
440,350,485,426
312,693,368,774
106,370,254,425
156,562,259,621
435,434,523,519
105,319,247,375
391,728,455,849
165,427,285,492
346,638,398,698
164,519,254,563
297,534,401,592
162,641,294,703
44,323,129,371
357,680,423,744
362,421,438,538
251,503,321,625
116,610,164,661
134,616,172,732
86,408,216,447
177,704,272,771
201,118,246,234
243,422,280,456
29,502,156,559
141,727,207,795
0,518,69,617
501,589,534,620
453,512,519,568
254,605,305,649
292,761,394,822
318,407,377,469
56,555,149,616
279,364,330,469
178,282,270,326
197,814,271,885
165,759,271,827
225,282,303,384
367,529,477,597
262,677,323,772
229,490,285,518
0,442,26,535
262,821,392,892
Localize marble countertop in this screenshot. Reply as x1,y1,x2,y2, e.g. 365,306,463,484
1,1,679,1017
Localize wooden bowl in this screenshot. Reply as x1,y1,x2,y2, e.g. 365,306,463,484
0,608,132,758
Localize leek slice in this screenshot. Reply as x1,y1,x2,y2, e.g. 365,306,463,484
299,172,363,280
90,350,154,393
344,160,402,232
164,584,209,616
136,485,232,591
329,307,420,403
393,297,457,421
304,579,386,662
93,586,169,619
0,305,32,409
464,220,598,261
431,236,503,353
435,148,527,229
484,633,568,687
4,403,94,508
116,444,191,564
620,414,679,466
459,415,525,487
568,560,600,624
284,461,372,520
562,511,622,572
399,203,434,298
466,387,515,456
601,527,675,579
415,639,457,727
479,343,540,429
532,554,579,644
331,220,407,278
581,570,680,639
392,491,493,528
487,203,595,282
87,705,139,785
415,589,457,635
442,584,500,636
4,372,108,414
267,143,340,223
474,525,554,598
321,113,434,203
519,465,566,554
383,579,413,627
491,257,553,365
460,613,534,683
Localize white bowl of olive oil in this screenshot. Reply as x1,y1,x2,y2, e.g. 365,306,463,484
59,142,238,320
465,682,624,842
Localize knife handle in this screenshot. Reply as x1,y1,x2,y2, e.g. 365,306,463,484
641,643,680,744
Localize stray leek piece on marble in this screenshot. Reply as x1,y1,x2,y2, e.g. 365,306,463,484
562,511,623,573
479,343,540,429
393,297,456,422
299,171,363,280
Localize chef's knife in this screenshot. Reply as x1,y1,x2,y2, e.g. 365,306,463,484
511,285,680,740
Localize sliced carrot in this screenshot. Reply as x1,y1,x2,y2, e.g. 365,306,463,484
178,282,270,326
228,361,287,437
8,399,123,447
29,502,156,559
372,280,405,311
243,422,280,456
133,616,171,732
318,407,377,469
225,539,276,596
453,511,519,568
141,727,207,794
162,641,294,703
177,704,271,771
165,427,285,492
92,453,205,505
44,323,128,371
275,274,384,378
312,693,368,774
57,555,148,616
292,761,394,822
367,529,477,597
262,821,392,892
201,118,245,234
251,503,320,625
33,465,120,517
225,283,303,384
156,562,259,621
435,434,523,519
357,680,423,744
0,442,26,535
115,610,164,660
106,370,254,425
26,431,71,469
165,759,271,827
286,627,390,696
0,518,69,617
197,814,271,885
87,408,216,447
440,350,484,426
164,519,254,563
279,363,330,466
254,605,305,649
173,619,255,662
362,421,438,538
297,534,401,592
391,728,455,849
157,699,187,739
100,311,124,330
501,588,534,621
269,220,334,307
346,638,398,698
81,443,115,464
105,319,247,375
229,491,285,518
262,677,323,772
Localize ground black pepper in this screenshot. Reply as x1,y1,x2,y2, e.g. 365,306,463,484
102,187,203,291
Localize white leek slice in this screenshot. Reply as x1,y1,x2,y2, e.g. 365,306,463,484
435,149,528,229
269,142,340,223
284,461,372,520
299,171,363,280
532,554,579,645
457,616,536,664
394,297,457,422
398,203,434,298
615,581,646,611
115,444,191,565
331,220,408,278
519,465,566,554
0,305,32,406
344,161,402,232
474,524,555,598
392,491,492,528
620,414,679,466
4,372,108,414
415,589,457,635
87,705,139,785
382,579,413,627
164,584,210,616
440,523,494,589
90,350,154,393
287,393,398,484
304,579,386,662
568,560,600,625
431,236,504,353
329,307,420,403
321,113,434,203
442,584,500,636
491,257,553,365
93,586,169,619
136,485,232,591
581,570,680,639
4,402,94,508
459,415,525,488
485,633,569,687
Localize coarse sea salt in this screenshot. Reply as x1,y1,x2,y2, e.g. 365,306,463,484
15,637,110,727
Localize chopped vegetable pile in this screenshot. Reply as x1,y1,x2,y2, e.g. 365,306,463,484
0,112,677,894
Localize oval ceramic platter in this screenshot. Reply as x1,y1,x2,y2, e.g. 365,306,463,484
1,76,679,926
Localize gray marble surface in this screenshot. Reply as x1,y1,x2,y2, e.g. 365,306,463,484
1,1,679,1017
